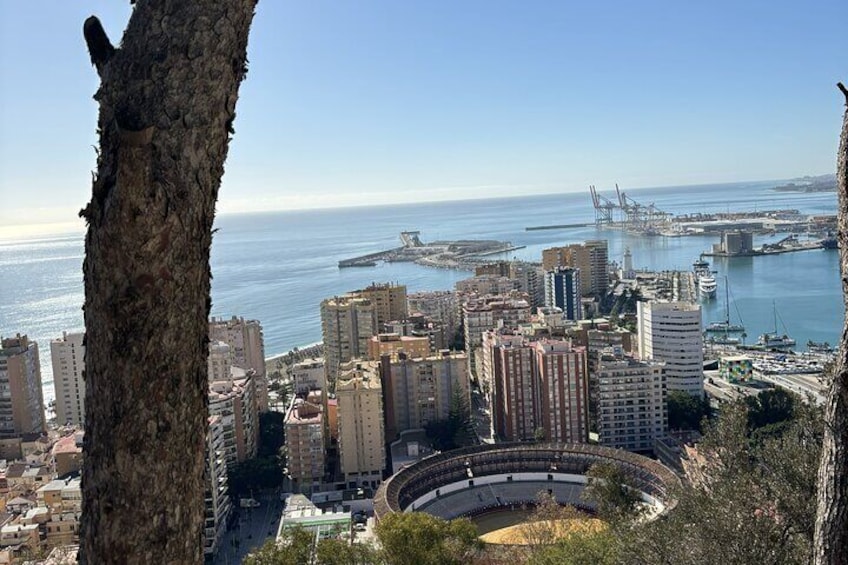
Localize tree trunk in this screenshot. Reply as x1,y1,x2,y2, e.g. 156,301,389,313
79,2,256,563
814,82,848,565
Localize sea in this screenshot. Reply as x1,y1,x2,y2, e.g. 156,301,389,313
0,180,843,407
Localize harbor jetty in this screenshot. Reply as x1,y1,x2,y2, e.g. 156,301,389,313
339,231,525,270
702,235,835,258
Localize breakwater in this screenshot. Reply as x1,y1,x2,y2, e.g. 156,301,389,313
339,232,525,270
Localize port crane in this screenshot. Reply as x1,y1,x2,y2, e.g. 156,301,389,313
589,185,618,226
615,184,670,231
589,184,670,233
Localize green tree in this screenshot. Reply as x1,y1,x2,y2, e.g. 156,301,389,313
243,528,313,565
425,387,474,451
629,401,822,564
667,389,712,432
745,387,795,431
314,538,382,565
79,2,256,562
528,528,619,565
374,512,482,565
580,463,642,523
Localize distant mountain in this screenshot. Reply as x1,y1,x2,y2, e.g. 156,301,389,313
771,174,837,193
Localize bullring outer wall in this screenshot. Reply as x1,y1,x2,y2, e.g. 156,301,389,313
373,442,680,521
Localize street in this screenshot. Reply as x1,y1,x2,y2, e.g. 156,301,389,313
213,491,283,565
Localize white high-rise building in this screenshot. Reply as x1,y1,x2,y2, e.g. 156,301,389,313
637,301,703,396
50,332,86,428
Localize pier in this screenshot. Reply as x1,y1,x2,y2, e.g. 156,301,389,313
524,223,593,231
339,233,525,270
702,238,832,258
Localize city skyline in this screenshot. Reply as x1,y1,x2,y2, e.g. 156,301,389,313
1,1,847,231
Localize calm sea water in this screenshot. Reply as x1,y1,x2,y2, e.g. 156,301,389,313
0,180,842,405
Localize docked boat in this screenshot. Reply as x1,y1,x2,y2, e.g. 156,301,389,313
705,321,745,333
705,276,744,334
698,274,717,299
693,258,717,299
807,340,834,354
757,333,796,350
706,334,741,346
756,301,796,351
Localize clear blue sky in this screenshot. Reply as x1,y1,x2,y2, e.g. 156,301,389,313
0,0,846,231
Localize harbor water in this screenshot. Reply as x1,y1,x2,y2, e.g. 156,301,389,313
0,179,842,405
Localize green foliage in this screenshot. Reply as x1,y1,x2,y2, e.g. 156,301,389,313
374,512,482,565
245,528,381,565
745,387,795,431
244,528,313,565
527,528,620,565
627,401,823,564
667,389,712,432
314,538,382,565
228,456,284,498
581,462,642,523
425,387,474,451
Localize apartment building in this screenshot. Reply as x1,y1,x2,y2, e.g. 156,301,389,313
379,350,469,440
0,335,45,439
367,333,430,362
463,296,531,382
336,361,385,487
50,332,85,428
209,316,267,411
455,275,520,297
204,415,231,559
285,394,326,489
544,267,583,321
483,331,588,443
596,350,667,453
541,240,609,297
291,358,326,395
407,291,460,346
637,301,704,396
350,283,408,327
208,347,259,466
534,340,589,443
320,296,378,384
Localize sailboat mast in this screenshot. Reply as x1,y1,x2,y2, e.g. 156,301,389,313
773,300,778,334
724,276,730,324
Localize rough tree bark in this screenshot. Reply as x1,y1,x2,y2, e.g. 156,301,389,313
80,2,256,563
814,81,848,565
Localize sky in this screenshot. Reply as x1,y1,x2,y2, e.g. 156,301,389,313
0,0,846,232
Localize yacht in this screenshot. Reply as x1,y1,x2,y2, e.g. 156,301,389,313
705,320,745,333
693,258,717,300
698,274,717,299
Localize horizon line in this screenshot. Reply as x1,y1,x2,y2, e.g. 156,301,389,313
0,173,832,242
